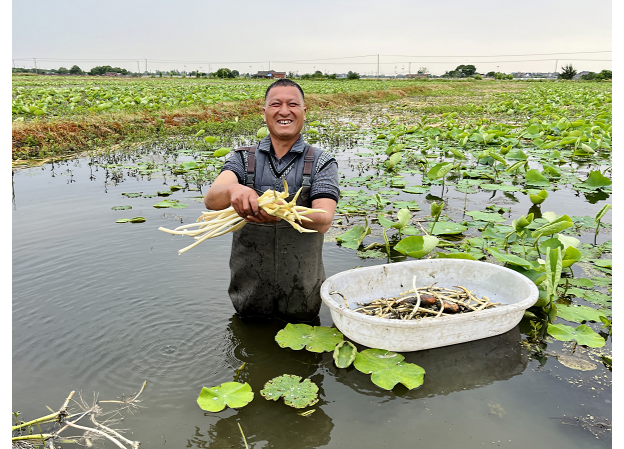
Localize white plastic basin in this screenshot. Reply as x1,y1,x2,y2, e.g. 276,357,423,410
320,259,539,352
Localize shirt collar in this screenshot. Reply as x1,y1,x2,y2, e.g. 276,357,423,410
258,134,305,154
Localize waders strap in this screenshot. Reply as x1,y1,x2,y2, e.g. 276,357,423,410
234,145,257,188
302,144,314,186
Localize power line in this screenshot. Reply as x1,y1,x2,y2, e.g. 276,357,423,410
385,50,612,58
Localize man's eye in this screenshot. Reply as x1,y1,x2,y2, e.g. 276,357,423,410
289,103,299,107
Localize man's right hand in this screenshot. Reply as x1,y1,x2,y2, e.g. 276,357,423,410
228,184,281,224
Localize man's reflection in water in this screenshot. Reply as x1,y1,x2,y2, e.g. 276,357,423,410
187,315,334,448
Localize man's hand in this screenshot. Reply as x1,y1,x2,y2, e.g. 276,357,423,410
228,184,281,224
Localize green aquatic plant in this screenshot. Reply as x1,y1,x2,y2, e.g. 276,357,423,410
275,324,344,353
333,341,357,368
593,203,612,244
197,382,254,412
260,375,319,409
353,349,425,390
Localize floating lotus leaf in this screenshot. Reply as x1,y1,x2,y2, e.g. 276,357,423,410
180,161,198,170
430,221,467,235
547,324,605,348
333,341,357,368
591,259,612,268
260,375,319,409
394,235,439,259
129,217,146,223
393,200,420,211
122,192,142,198
353,349,425,390
402,186,429,194
170,185,184,191
465,211,507,223
480,183,521,192
153,199,188,209
111,205,132,210
275,323,344,353
204,135,218,144
556,355,597,371
116,218,130,223
157,190,173,196
197,382,254,412
556,305,606,323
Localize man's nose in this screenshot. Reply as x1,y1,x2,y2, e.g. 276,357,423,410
278,103,290,116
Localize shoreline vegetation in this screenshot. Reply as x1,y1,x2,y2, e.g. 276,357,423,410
11,77,529,168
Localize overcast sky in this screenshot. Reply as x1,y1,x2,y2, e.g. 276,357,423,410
11,0,612,75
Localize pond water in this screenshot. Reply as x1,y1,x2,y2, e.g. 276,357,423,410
12,136,611,448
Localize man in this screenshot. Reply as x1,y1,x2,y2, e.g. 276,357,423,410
204,79,340,322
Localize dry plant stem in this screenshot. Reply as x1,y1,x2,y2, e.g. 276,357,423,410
12,391,75,431
90,415,139,449
64,420,127,449
100,380,147,404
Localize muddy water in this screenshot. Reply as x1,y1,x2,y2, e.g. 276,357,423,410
12,143,611,448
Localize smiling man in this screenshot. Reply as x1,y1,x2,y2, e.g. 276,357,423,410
204,79,340,322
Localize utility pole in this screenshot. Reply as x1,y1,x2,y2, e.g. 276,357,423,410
34,58,38,74
137,61,140,75
554,59,558,75
377,54,379,79
269,61,271,71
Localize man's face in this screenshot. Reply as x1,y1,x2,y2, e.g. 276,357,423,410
263,86,306,141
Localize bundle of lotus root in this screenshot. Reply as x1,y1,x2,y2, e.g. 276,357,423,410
159,179,326,254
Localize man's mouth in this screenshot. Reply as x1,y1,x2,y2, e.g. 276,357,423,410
277,120,293,125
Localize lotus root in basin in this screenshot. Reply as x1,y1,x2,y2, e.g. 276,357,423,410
320,259,539,352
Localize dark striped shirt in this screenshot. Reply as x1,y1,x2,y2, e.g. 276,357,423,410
221,135,340,202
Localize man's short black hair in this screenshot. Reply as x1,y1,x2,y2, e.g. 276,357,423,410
264,79,305,103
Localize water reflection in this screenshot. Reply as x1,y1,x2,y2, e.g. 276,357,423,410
329,327,528,398
189,315,334,448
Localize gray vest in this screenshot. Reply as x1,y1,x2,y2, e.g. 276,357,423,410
228,143,327,322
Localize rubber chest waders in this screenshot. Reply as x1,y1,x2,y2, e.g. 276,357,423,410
228,144,326,322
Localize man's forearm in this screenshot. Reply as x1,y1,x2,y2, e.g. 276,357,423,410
204,184,232,210
299,198,337,234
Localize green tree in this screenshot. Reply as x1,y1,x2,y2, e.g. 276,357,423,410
558,64,577,80
596,69,612,80
215,67,234,78
455,65,476,77
69,65,83,75
581,72,596,80
347,71,360,80
57,67,69,74
486,71,496,78
232,70,239,77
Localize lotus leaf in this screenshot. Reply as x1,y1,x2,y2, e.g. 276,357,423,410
333,341,357,368
579,171,612,190
556,305,606,323
547,324,605,348
530,190,549,205
487,248,532,269
153,199,188,209
402,186,429,194
394,235,439,259
353,349,425,390
430,221,467,235
129,217,146,223
506,149,528,160
116,218,130,223
256,127,269,139
336,225,370,249
427,162,454,180
393,200,420,211
436,252,477,260
180,161,198,170
465,211,506,223
480,183,521,192
561,246,582,268
197,382,254,412
275,323,344,353
525,169,550,187
157,190,173,196
170,185,184,191
591,259,612,268
594,203,612,224
531,215,573,238
260,375,319,409
214,147,231,158
111,205,132,210
122,192,142,198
